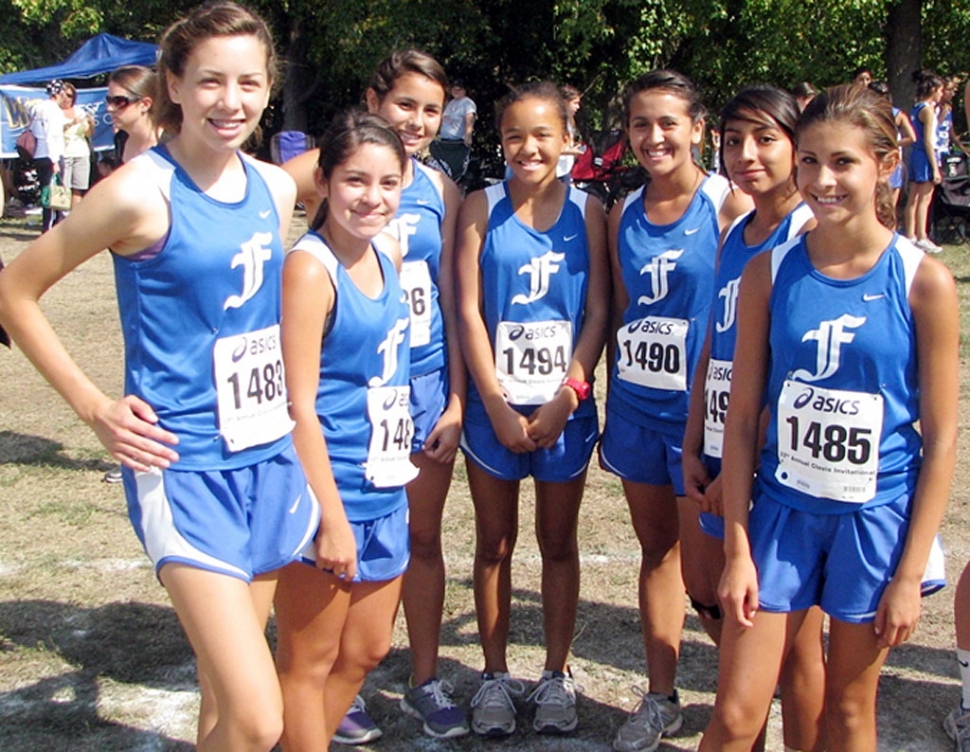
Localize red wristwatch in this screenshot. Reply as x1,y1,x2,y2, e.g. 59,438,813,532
562,377,591,401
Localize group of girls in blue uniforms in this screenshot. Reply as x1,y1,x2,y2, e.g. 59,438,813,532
0,4,959,751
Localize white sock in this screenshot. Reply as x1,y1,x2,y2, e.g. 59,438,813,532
959,647,970,710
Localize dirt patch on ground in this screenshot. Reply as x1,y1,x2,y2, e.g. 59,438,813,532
1,215,968,751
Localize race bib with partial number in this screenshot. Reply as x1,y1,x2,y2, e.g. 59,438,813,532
400,260,432,348
703,358,733,459
495,320,572,405
616,316,689,391
775,380,883,503
366,384,419,488
213,324,294,452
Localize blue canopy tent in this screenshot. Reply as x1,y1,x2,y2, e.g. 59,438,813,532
0,33,157,84
0,34,158,159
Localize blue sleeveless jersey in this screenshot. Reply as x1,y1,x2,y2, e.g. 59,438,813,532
112,147,292,470
757,234,924,514
609,174,730,433
467,182,595,420
911,102,932,156
288,232,413,522
702,203,813,467
382,158,446,377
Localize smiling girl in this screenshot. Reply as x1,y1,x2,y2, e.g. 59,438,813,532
456,81,608,737
0,4,315,751
600,70,750,752
699,83,958,752
273,110,413,752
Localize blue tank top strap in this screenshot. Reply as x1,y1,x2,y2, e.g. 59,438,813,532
288,230,340,287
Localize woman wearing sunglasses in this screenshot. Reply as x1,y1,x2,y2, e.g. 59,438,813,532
106,66,159,164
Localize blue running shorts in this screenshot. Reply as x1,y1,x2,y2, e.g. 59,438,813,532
749,490,927,623
460,404,598,483
410,366,449,454
300,504,410,582
600,408,685,495
123,443,320,582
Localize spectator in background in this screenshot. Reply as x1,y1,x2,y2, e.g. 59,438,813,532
869,80,917,214
30,80,68,232
791,81,817,112
557,84,586,183
105,66,158,165
59,83,94,211
852,66,873,88
431,78,477,181
937,76,970,173
904,68,945,253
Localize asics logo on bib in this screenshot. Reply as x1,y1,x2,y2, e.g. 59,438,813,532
369,317,410,387
230,329,279,363
792,386,862,416
791,314,866,382
512,251,565,305
224,232,274,310
637,249,683,306
383,213,421,258
715,277,742,333
507,322,561,340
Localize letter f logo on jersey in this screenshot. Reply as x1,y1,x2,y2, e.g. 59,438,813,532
637,249,684,306
369,317,410,387
715,277,742,333
224,232,274,310
512,251,565,305
791,314,866,382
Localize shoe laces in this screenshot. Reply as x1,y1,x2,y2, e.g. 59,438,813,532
527,674,577,707
471,675,524,711
625,686,669,733
348,694,367,714
422,678,458,709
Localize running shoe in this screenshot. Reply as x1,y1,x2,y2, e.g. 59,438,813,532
528,669,578,734
917,238,944,253
103,465,123,483
944,705,970,751
470,672,524,737
400,677,469,738
333,694,382,745
612,688,682,752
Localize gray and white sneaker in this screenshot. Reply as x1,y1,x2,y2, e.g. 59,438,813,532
470,672,524,737
612,688,683,752
528,670,578,734
944,705,970,751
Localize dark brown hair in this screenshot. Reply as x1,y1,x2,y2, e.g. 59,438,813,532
155,1,276,134
367,50,448,104
796,84,899,229
623,70,706,126
310,109,407,230
494,81,568,132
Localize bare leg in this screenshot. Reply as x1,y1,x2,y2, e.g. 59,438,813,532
323,578,404,735
468,460,519,673
779,606,827,752
402,453,453,684
161,564,284,752
534,472,586,672
275,562,351,752
678,498,724,644
699,610,801,752
824,618,890,752
624,480,683,695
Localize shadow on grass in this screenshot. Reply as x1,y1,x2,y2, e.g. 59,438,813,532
0,431,115,473
0,600,195,751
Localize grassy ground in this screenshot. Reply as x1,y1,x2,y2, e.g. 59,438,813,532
1,215,969,751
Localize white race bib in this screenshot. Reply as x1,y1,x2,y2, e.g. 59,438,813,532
495,320,572,405
616,316,689,391
400,260,433,348
365,385,419,488
703,358,733,459
213,324,294,452
775,380,883,503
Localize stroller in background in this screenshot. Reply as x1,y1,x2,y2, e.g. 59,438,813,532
932,154,970,245
571,130,645,210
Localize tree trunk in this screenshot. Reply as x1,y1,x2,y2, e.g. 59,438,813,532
886,0,921,111
282,13,309,133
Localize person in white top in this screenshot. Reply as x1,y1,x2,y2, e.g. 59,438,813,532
30,80,69,231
